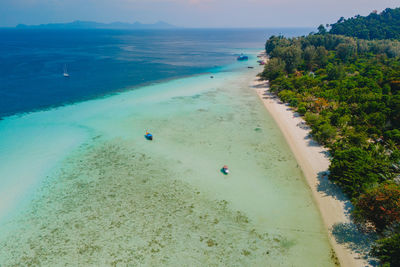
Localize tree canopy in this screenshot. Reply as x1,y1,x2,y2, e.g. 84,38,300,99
329,7,400,40
261,31,400,265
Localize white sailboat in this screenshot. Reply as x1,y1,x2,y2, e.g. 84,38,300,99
63,64,70,77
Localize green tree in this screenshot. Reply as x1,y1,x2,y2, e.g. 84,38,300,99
305,112,320,125
336,42,357,61
261,58,286,80
263,15,400,266
329,147,379,197
265,35,291,54
316,123,336,143
353,182,400,232
317,24,327,35
281,45,302,73
329,7,400,40
371,234,400,266
303,45,317,70
389,95,400,128
327,63,345,80
385,129,400,144
315,46,329,67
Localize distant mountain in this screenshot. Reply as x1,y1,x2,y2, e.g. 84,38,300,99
16,20,178,30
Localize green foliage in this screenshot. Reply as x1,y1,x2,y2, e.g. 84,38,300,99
329,148,379,197
389,95,400,128
261,58,285,80
326,63,345,80
336,42,357,61
329,8,400,40
261,21,400,264
353,182,400,232
385,129,400,145
297,103,307,115
371,233,400,266
265,35,291,54
280,45,302,73
317,24,327,35
278,90,297,103
315,46,329,67
304,112,319,125
315,123,336,143
303,45,317,70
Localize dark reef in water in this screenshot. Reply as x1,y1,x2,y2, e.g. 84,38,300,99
0,140,291,265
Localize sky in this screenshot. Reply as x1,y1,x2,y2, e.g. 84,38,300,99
0,0,398,28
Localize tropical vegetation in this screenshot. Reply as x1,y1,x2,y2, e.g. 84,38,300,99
329,7,400,40
260,9,400,265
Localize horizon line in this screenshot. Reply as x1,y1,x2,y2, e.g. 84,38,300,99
0,26,316,30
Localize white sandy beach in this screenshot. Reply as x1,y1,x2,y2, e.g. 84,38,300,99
253,54,370,267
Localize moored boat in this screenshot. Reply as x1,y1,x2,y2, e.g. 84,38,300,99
237,54,248,61
145,131,153,140
63,64,70,77
222,165,229,174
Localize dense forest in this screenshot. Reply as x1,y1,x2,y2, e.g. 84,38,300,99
260,22,400,266
328,7,400,40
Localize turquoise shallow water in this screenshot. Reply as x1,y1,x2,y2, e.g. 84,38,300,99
0,54,335,266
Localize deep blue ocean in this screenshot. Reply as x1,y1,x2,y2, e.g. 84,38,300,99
0,28,312,118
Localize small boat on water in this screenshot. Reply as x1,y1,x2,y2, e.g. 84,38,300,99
63,65,70,77
145,131,153,140
221,165,229,175
237,54,248,61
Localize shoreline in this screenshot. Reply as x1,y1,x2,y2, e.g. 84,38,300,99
252,54,369,267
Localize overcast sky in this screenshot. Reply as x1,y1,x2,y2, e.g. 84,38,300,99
0,0,398,28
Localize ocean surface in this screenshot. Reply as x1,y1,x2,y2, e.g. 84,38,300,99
0,28,310,118
0,28,337,266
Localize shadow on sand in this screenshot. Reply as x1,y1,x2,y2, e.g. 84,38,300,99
304,134,322,148
252,82,269,89
317,171,379,265
331,222,379,266
317,171,352,214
